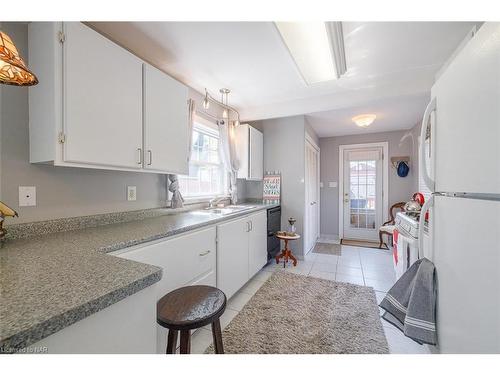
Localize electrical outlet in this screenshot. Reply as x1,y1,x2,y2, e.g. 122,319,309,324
19,186,36,207
329,181,338,188
127,186,137,201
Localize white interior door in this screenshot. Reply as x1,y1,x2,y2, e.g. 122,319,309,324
342,147,383,241
305,140,319,253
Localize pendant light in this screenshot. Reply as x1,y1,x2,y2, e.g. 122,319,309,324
202,88,210,109
220,88,230,119
0,31,38,86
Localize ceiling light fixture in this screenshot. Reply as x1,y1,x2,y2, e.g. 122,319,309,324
0,31,38,86
275,21,347,85
200,88,241,126
352,114,376,128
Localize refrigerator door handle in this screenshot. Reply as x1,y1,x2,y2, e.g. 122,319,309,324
419,97,437,192
418,195,434,260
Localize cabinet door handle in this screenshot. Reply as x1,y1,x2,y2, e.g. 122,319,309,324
250,220,253,231
199,250,211,257
246,222,250,232
147,150,152,166
137,148,142,165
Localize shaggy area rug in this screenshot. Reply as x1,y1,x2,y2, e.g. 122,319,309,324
312,242,342,255
206,271,388,354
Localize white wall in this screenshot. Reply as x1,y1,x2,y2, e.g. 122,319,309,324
319,128,420,237
262,115,307,256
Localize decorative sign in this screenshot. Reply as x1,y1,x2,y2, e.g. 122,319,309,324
263,173,281,205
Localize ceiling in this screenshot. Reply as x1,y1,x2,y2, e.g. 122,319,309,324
91,21,479,137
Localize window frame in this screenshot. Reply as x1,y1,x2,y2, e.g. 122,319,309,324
177,116,229,203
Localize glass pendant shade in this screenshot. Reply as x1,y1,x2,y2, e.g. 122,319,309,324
202,97,210,109
0,31,38,86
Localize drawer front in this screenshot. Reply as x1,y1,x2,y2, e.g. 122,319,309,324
116,227,216,299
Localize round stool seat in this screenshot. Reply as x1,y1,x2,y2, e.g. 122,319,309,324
157,285,226,331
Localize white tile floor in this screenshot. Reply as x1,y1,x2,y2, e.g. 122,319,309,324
188,244,430,354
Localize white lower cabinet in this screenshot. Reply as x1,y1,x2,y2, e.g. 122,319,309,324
116,227,216,353
217,211,268,299
27,211,267,353
216,216,251,300
248,211,268,278
29,282,158,354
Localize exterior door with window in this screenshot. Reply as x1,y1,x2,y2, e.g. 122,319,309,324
342,148,383,241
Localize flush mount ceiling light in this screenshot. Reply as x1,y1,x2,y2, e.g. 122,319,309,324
0,31,38,86
275,21,347,85
352,114,377,127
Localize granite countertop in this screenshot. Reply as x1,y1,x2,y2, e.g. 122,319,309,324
0,202,277,352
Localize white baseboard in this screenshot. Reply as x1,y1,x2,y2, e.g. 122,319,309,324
318,234,340,244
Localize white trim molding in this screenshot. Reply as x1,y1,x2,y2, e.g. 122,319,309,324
338,142,389,241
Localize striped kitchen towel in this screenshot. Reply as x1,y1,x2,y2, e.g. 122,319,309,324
379,258,437,345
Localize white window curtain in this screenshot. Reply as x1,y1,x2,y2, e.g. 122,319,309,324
169,99,195,208
218,119,240,204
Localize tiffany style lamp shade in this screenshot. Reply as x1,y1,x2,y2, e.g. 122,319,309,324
0,31,38,86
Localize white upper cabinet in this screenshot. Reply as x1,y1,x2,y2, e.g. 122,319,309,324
249,126,264,180
236,124,264,180
143,64,189,174
63,22,143,169
28,22,190,174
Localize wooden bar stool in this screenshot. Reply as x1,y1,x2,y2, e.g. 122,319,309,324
157,285,226,354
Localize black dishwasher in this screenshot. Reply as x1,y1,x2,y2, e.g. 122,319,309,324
267,206,281,260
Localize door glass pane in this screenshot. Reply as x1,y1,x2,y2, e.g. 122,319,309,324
358,214,367,228
350,213,359,228
367,214,376,229
349,158,377,230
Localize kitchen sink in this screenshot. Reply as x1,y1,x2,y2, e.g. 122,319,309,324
205,205,256,215
191,205,256,216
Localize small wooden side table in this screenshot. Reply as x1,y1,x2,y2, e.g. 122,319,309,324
275,233,300,267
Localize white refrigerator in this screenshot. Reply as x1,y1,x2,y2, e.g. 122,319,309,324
418,22,500,353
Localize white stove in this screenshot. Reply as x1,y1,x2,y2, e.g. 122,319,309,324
393,212,422,279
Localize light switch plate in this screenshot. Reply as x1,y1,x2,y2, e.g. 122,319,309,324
127,186,137,201
320,182,324,188
329,181,338,188
19,186,36,207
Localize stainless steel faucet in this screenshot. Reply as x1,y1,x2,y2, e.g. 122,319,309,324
208,197,227,208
